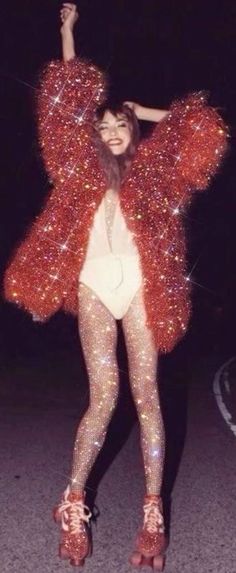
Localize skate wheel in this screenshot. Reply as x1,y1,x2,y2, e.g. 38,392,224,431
153,554,165,571
70,557,85,567
59,544,70,560
129,550,142,567
53,507,61,524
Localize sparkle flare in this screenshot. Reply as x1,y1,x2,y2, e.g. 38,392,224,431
4,58,228,353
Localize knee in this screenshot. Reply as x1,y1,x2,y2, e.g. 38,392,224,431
134,391,160,418
90,383,119,419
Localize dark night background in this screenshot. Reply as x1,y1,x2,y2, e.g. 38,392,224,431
1,0,236,362
1,2,236,572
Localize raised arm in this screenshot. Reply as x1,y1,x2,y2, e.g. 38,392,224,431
37,4,107,183
125,101,169,123
127,94,228,207
60,3,78,62
163,93,228,195
4,6,107,320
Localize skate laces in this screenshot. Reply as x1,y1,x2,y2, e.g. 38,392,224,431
143,500,164,534
58,489,92,535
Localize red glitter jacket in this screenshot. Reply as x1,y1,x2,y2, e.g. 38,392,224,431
4,58,227,352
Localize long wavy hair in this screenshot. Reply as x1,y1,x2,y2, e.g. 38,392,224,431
92,103,140,190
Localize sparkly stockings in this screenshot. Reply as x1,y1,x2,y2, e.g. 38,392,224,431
122,288,165,495
71,283,165,496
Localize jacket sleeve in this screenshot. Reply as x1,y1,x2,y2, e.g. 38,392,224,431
143,92,228,207
3,189,80,321
37,57,107,183
4,57,107,321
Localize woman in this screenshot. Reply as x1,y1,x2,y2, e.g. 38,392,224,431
4,3,227,570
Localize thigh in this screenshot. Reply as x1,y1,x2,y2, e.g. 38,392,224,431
122,287,158,397
122,286,157,362
78,282,118,380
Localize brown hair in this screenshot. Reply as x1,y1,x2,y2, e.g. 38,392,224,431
92,103,140,190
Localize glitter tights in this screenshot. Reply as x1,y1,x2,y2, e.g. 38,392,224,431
71,282,165,496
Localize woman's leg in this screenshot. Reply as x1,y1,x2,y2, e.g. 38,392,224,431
71,283,119,494
122,288,165,495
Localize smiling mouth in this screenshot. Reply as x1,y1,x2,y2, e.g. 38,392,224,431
108,139,123,145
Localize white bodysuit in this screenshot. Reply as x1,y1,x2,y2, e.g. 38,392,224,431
79,189,143,318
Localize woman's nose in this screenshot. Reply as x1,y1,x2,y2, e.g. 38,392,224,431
109,125,118,136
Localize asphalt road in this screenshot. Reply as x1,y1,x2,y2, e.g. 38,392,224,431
1,343,236,573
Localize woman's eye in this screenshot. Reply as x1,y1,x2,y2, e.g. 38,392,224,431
98,126,107,132
117,122,127,128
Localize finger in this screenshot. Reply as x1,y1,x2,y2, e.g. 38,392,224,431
61,8,71,18
60,10,68,20
61,6,71,12
62,3,76,9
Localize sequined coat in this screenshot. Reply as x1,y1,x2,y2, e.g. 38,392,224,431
4,58,227,352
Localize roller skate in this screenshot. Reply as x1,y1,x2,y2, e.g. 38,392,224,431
130,494,166,571
53,485,92,567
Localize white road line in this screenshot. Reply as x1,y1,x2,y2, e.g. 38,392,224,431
213,356,236,437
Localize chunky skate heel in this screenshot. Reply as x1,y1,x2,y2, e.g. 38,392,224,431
130,551,165,571
54,485,92,567
130,495,166,571
59,544,85,567
53,506,61,524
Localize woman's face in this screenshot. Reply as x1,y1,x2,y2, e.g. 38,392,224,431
97,110,132,155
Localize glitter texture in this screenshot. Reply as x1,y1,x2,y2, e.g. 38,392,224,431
71,282,119,491
4,58,228,352
135,495,165,556
54,485,91,564
71,284,164,495
104,188,118,248
122,286,165,495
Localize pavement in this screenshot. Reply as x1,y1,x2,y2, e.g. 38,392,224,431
1,334,236,573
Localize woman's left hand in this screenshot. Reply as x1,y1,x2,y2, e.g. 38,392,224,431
124,101,144,119
125,101,169,123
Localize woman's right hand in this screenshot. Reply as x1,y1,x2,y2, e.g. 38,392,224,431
60,3,79,34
